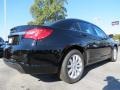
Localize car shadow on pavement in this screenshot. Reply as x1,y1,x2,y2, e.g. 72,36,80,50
32,60,109,82
82,59,110,78
103,76,120,90
31,74,61,82
31,60,110,83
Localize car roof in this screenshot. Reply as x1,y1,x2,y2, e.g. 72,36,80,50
67,18,102,28
54,18,92,24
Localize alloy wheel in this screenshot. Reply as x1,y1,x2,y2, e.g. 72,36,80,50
67,54,83,79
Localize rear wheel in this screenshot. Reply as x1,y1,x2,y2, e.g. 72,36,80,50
60,49,84,83
111,47,118,62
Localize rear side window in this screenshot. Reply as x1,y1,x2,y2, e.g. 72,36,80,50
79,22,97,36
73,22,82,31
93,26,107,38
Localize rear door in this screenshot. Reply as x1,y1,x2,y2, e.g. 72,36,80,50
93,25,112,60
76,21,102,64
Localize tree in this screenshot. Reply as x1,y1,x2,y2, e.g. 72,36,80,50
28,0,67,25
113,34,120,41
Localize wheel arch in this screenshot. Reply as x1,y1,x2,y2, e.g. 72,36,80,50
58,45,87,73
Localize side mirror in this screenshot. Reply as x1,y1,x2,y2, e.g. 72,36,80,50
109,34,113,38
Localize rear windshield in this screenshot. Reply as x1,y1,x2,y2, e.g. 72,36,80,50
45,19,74,30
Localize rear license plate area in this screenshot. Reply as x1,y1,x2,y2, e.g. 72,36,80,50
9,36,19,45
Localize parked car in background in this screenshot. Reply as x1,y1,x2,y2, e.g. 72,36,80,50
0,37,4,58
3,19,118,83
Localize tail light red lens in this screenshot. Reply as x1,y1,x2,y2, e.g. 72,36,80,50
24,28,53,40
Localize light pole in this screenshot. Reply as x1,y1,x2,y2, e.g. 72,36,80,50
4,0,7,32
4,0,7,40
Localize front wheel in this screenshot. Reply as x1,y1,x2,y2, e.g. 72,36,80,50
59,49,84,84
111,47,118,62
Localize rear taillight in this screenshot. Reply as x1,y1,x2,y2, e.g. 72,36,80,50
24,28,53,40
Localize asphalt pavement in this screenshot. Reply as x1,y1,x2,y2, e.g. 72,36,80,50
0,48,120,90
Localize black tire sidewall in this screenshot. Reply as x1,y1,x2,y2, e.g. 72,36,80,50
111,47,118,62
60,49,84,83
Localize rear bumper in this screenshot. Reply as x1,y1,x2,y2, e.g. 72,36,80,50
3,58,58,74
4,58,25,73
3,44,63,74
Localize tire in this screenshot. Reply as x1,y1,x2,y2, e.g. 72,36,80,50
59,49,84,84
0,54,3,58
111,47,118,62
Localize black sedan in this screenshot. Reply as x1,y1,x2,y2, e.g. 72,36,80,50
3,19,118,83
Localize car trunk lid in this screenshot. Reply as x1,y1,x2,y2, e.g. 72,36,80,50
8,25,54,45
